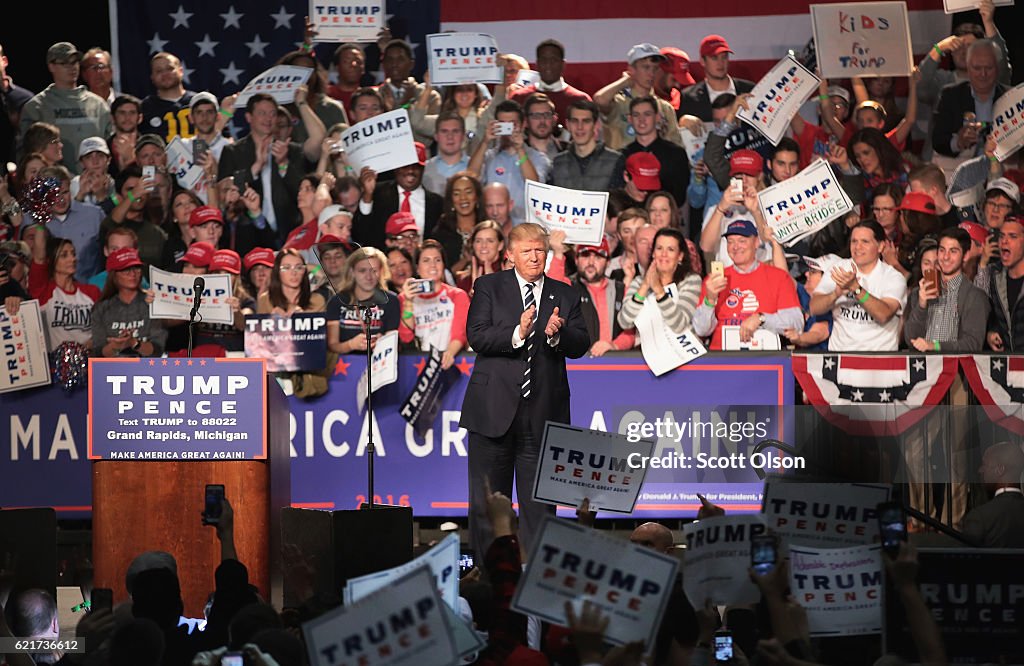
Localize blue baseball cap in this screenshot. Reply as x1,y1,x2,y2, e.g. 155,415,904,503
724,218,758,237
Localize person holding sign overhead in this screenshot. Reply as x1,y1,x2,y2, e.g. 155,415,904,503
461,222,590,558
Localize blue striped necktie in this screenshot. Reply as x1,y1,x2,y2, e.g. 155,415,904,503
521,282,536,399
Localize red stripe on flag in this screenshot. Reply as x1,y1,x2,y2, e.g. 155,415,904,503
441,0,945,21
838,356,909,371
1009,357,1024,372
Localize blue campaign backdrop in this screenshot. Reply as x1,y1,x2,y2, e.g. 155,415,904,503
0,353,792,518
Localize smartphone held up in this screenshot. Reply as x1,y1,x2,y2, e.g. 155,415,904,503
202,484,225,526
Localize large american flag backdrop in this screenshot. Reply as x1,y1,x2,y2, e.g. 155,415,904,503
111,0,950,102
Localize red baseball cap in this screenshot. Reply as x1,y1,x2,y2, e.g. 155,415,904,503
576,237,610,258
210,249,241,274
729,149,763,177
179,241,215,267
959,221,989,246
317,234,351,247
700,34,733,58
898,192,937,215
404,141,427,167
106,247,143,272
188,206,224,227
386,211,419,237
243,247,275,271
625,152,661,191
659,47,695,86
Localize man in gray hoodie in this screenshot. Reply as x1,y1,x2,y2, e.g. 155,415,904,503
19,42,111,174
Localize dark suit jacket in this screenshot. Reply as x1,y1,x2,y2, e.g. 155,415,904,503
931,81,1008,158
352,183,443,251
678,79,755,122
961,490,1024,548
217,134,306,247
460,270,591,442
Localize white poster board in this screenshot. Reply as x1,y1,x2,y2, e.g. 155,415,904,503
148,267,234,325
345,533,460,609
303,567,456,666
340,109,419,174
426,33,502,86
683,515,768,606
516,70,542,88
810,2,913,79
738,56,821,146
991,83,1024,162
721,326,782,351
524,180,607,245
533,423,655,513
634,286,707,376
763,482,890,549
164,137,208,200
512,517,679,647
790,544,883,636
309,0,383,42
234,65,313,108
943,0,1012,13
0,300,52,393
757,159,854,246
681,127,707,165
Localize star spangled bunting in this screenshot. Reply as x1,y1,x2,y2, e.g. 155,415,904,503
819,354,926,403
113,0,440,101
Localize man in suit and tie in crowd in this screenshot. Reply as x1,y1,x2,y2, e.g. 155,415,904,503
461,223,591,556
354,141,442,250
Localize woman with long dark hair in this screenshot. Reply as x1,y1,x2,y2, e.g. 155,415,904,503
830,127,907,205
430,171,485,271
28,230,101,350
258,248,325,316
399,239,469,369
617,227,701,335
455,220,505,295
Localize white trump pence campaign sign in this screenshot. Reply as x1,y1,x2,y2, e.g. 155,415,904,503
345,533,460,609
0,300,51,394
309,0,383,42
341,109,419,175
763,482,890,549
234,65,313,108
991,83,1024,162
633,284,707,376
303,567,456,666
790,544,883,637
533,423,655,514
148,267,233,325
524,180,608,246
356,330,399,413
426,32,502,86
513,517,679,647
683,514,768,606
738,56,820,146
811,2,913,79
757,159,854,246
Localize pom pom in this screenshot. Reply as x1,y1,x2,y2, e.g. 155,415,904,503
52,341,88,391
20,176,63,225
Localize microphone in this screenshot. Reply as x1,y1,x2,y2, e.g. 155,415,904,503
190,276,205,318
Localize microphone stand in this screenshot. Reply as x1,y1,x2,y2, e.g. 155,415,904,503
187,305,198,358
362,304,375,510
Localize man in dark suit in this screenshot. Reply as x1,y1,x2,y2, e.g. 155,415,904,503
353,142,442,250
961,441,1024,548
677,35,754,123
461,223,591,555
931,40,1007,161
217,93,305,248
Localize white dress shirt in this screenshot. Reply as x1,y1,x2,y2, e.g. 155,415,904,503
358,184,427,235
511,271,559,347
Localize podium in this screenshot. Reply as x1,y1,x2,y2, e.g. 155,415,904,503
88,359,290,617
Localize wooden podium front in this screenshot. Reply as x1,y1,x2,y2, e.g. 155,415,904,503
89,362,290,617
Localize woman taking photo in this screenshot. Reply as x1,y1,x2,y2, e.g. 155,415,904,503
91,248,165,357
455,220,505,295
399,240,469,370
430,171,486,272
617,228,701,335
326,247,399,354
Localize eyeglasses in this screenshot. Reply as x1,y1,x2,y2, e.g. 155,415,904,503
527,112,553,120
986,201,1013,212
278,265,307,273
871,206,895,214
50,139,63,145
85,64,111,71
388,232,419,241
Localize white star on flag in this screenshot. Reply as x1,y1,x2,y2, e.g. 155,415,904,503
824,357,835,370
147,33,169,54
220,6,243,29
270,6,295,29
219,62,244,86
169,5,193,28
245,35,269,58
196,34,219,57
851,389,864,401
992,358,1004,370
878,389,891,402
181,60,194,83
912,358,925,372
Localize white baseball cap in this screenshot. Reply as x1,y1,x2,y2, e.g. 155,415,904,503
78,136,110,157
987,177,1021,204
190,91,219,112
627,43,665,65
